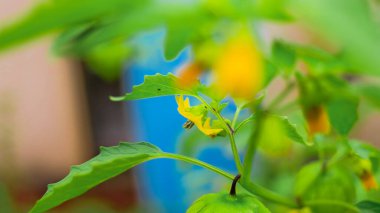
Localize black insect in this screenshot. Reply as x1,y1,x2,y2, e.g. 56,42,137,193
183,120,195,129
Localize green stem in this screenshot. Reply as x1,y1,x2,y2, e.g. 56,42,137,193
232,105,242,128
235,114,255,133
242,111,263,179
316,138,326,167
185,97,299,208
304,200,360,212
162,153,235,180
267,82,295,111
214,108,244,174
215,111,235,134
163,153,299,208
196,96,244,174
241,180,298,208
327,145,348,169
226,129,244,174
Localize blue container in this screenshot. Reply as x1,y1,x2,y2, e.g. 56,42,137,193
123,30,237,213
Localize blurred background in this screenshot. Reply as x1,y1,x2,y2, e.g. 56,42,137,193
0,1,224,212
1,0,380,213
0,1,136,212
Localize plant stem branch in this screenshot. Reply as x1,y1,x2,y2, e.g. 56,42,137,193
235,114,255,133
232,105,242,128
162,153,235,180
327,145,348,169
163,153,299,208
241,180,299,208
196,96,244,174
226,129,244,174
214,109,244,174
304,200,360,212
315,138,326,167
242,110,263,179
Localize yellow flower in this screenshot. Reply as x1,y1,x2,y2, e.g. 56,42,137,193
213,28,263,100
175,95,223,137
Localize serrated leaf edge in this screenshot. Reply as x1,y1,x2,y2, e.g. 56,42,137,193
30,142,162,213
110,73,197,101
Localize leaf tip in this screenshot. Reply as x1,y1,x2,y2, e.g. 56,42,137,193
109,95,125,102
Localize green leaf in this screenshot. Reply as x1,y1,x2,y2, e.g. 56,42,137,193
356,200,380,213
30,142,233,213
163,11,206,61
251,0,292,21
271,40,296,73
0,183,13,213
30,142,161,213
52,23,94,55
355,84,380,108
326,97,359,135
287,0,380,76
278,116,306,145
348,139,380,173
58,6,164,55
186,192,271,213
0,0,148,52
263,59,279,86
267,115,307,145
110,73,199,101
348,140,380,160
84,41,131,82
294,162,322,196
293,44,346,74
258,114,306,156
164,24,192,60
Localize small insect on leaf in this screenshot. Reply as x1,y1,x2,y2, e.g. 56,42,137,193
183,120,195,129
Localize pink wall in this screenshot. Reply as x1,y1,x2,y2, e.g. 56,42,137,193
0,1,92,181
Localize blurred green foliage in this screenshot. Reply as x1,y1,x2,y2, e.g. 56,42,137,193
288,0,380,76
2,0,380,212
0,183,14,213
30,142,164,213
0,0,379,80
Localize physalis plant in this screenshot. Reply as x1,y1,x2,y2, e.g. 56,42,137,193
0,0,379,212
27,23,380,213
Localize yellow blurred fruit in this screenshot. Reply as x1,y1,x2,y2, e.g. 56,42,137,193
213,28,263,100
